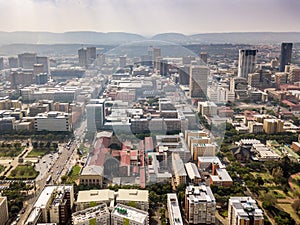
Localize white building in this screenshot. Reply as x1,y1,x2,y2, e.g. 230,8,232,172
185,185,216,224
0,197,8,225
34,111,71,131
167,193,183,225
116,189,149,211
228,197,264,225
111,204,149,225
72,203,110,225
76,189,115,211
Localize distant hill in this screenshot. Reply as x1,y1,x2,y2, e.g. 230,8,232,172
0,31,300,52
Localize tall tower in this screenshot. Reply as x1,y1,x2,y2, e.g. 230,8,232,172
237,49,257,79
189,65,209,100
279,42,293,72
78,48,87,67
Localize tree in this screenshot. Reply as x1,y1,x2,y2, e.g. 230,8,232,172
292,199,300,214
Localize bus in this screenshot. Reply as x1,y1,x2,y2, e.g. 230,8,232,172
46,175,52,184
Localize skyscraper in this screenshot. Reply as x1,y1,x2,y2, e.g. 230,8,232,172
189,65,209,100
280,42,293,72
237,49,257,79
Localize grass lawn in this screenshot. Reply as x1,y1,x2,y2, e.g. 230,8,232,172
277,203,300,224
0,165,5,173
8,165,39,179
66,165,81,183
0,144,24,158
27,147,56,157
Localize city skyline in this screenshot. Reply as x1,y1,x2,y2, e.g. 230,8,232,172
0,0,300,35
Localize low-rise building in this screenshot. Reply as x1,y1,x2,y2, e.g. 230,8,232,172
184,162,201,184
116,189,149,211
111,204,149,225
34,111,72,132
72,203,110,225
75,189,115,211
79,165,104,187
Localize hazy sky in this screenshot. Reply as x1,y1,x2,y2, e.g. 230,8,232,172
0,0,299,35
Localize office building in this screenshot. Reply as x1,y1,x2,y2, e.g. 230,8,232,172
72,204,110,225
116,189,149,211
34,111,72,132
200,52,208,64
280,42,293,72
86,47,97,64
86,99,105,133
10,70,34,87
8,57,18,68
111,204,149,225
237,49,257,79
119,56,127,68
18,52,37,69
79,165,104,187
189,65,209,100
228,197,264,225
78,48,87,67
0,57,3,70
185,185,216,224
198,101,217,117
167,194,183,225
0,197,8,225
37,56,50,74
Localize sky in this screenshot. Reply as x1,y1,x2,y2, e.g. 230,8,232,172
0,0,299,35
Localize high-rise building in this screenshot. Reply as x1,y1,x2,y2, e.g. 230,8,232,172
37,56,50,74
8,57,18,69
0,57,4,70
119,56,127,68
78,48,87,67
86,47,96,64
189,65,209,100
185,185,216,224
237,49,257,79
10,70,35,88
178,65,190,85
200,52,208,64
280,42,293,72
86,99,106,133
0,197,9,225
263,119,284,134
18,52,37,69
228,197,264,225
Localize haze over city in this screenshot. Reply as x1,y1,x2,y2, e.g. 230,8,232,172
0,0,300,35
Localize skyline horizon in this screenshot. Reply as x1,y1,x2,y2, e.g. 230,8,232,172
0,0,299,35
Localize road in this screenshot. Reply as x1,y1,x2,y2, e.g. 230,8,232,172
17,119,87,225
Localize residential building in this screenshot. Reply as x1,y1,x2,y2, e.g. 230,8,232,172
0,197,8,225
228,197,264,225
167,194,183,225
26,185,74,225
185,185,216,224
72,204,110,225
75,189,115,211
116,189,149,211
111,204,149,225
184,162,201,184
263,119,284,134
172,153,187,188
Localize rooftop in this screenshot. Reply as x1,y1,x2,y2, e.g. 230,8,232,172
116,189,149,202
112,204,148,224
